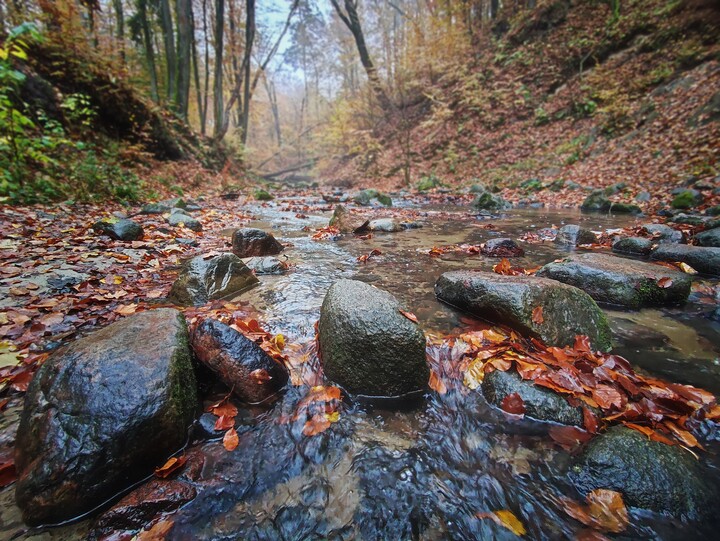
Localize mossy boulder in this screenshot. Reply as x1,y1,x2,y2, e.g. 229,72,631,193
608,202,642,214
254,189,274,201
169,254,259,306
92,217,144,241
435,271,612,351
318,279,428,397
671,189,703,209
705,205,720,216
580,190,611,212
416,175,442,192
651,244,720,276
14,309,198,526
537,253,691,309
353,189,392,207
482,369,582,425
570,426,718,520
694,227,720,247
471,191,511,211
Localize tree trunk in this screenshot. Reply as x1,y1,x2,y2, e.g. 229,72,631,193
138,0,160,102
112,0,125,63
175,0,192,119
212,0,225,139
330,0,391,110
201,0,210,134
240,0,255,146
263,75,282,147
158,0,177,104
191,5,205,131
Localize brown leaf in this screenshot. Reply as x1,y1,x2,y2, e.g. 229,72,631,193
399,310,419,324
531,306,544,325
563,489,629,533
223,428,239,451
136,519,174,541
250,368,272,384
209,401,238,418
548,425,592,450
501,393,526,415
657,277,673,289
154,455,188,478
592,384,624,410
429,370,448,394
214,414,235,431
583,407,599,433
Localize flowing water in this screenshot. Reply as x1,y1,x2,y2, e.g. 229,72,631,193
2,194,719,540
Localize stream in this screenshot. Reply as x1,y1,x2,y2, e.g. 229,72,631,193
1,194,719,540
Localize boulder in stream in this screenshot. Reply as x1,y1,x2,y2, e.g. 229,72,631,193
14,308,198,526
537,253,691,309
329,204,366,233
368,218,404,233
92,218,144,241
471,191,511,211
318,279,428,397
169,253,259,306
650,244,720,276
482,369,583,425
554,225,598,246
694,227,720,247
481,238,524,257
353,189,392,207
435,271,612,351
232,228,284,257
641,223,684,244
580,190,611,212
612,236,653,256
245,256,288,275
192,319,289,404
570,426,717,520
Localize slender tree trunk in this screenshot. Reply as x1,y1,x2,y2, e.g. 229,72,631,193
263,75,282,147
112,0,125,63
191,5,205,131
138,0,160,102
175,0,193,119
158,0,177,104
202,0,210,134
213,0,225,139
330,0,391,110
240,0,255,146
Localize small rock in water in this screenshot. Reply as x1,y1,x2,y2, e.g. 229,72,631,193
612,236,653,256
232,228,284,257
554,224,597,246
368,218,403,233
14,308,198,526
318,279,428,397
580,190,611,212
641,223,684,244
167,212,202,232
651,244,720,276
92,217,144,241
537,253,691,309
192,319,289,403
471,191,511,211
329,204,365,233
481,238,524,257
169,253,258,306
245,256,288,275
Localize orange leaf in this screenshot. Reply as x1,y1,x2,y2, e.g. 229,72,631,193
657,277,673,289
531,306,544,325
214,414,235,431
223,428,239,451
429,370,448,394
563,489,629,533
154,455,188,478
501,393,526,415
591,384,624,410
250,368,272,384
399,310,419,324
476,510,527,536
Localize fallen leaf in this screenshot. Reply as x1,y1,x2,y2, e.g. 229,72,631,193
501,392,526,415
154,455,188,478
657,277,673,288
429,370,448,394
531,305,544,325
223,428,239,451
549,425,592,450
250,368,272,384
563,489,629,533
0,461,17,488
214,415,235,431
477,509,527,536
399,310,419,324
677,262,697,274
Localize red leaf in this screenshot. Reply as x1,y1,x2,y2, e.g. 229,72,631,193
0,461,17,488
154,455,188,478
549,425,592,450
531,306,544,324
583,407,599,433
592,384,624,410
223,428,239,451
657,277,673,288
501,393,526,415
399,310,419,324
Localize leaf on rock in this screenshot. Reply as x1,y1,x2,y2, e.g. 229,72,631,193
154,455,188,478
657,277,673,288
223,428,239,451
531,305,544,325
399,310,419,324
549,425,592,450
250,368,272,384
477,510,527,536
214,414,235,431
677,262,697,274
563,489,629,534
429,370,448,394
501,392,526,415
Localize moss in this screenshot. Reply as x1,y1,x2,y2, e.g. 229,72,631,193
254,189,274,201
169,312,199,426
376,193,393,207
671,190,701,209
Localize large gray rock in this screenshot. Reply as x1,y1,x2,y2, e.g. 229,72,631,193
328,204,365,233
570,426,717,520
192,319,289,404
651,244,720,276
694,227,720,247
641,223,683,244
435,271,612,351
318,280,428,397
167,211,202,232
245,256,288,275
92,218,144,241
537,253,691,309
482,369,582,425
368,218,403,233
554,225,597,246
612,236,653,256
471,191,511,211
14,309,198,526
232,228,284,258
141,197,187,214
169,254,259,306
580,190,611,212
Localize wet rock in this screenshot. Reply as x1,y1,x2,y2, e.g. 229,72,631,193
353,189,392,207
232,228,284,257
167,211,202,232
641,223,683,244
481,238,524,257
192,319,289,404
570,426,717,520
537,253,691,309
671,189,703,210
14,308,198,526
368,218,403,233
329,204,365,233
635,191,652,202
694,227,720,248
318,279,428,397
651,244,720,276
400,221,423,229
141,197,187,214
90,479,196,537
554,224,597,246
669,213,714,227
705,205,720,216
471,191,511,211
580,190,611,212
254,189,274,201
608,202,642,214
245,256,288,275
482,369,582,425
612,236,653,256
435,271,612,351
92,218,144,241
604,182,627,196
169,253,259,306
468,183,487,193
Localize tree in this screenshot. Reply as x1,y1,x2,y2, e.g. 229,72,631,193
157,0,176,104
212,0,224,138
329,0,391,110
175,0,193,119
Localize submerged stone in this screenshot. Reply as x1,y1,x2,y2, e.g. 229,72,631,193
169,253,259,306
318,279,428,397
192,319,289,404
14,308,198,526
435,271,612,351
232,228,284,257
537,253,691,309
570,426,717,520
